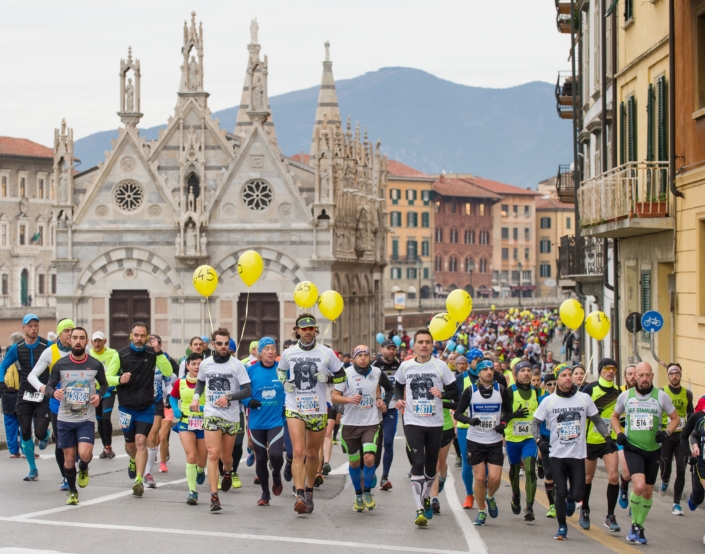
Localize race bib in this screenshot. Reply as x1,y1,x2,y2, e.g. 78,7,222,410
22,391,44,403
630,414,653,431
678,417,686,431
512,420,531,437
557,420,580,440
153,377,159,398
602,418,612,435
119,411,132,429
358,393,374,410
296,394,319,414
188,416,204,431
412,398,435,416
478,414,497,431
207,391,225,407
65,386,89,405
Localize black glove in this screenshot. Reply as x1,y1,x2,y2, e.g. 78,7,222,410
689,455,699,466
604,436,618,454
493,423,506,435
248,399,262,409
537,438,550,456
616,432,627,446
511,407,529,420
467,417,481,426
0,382,6,396
655,431,670,444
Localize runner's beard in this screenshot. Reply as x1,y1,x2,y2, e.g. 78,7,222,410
636,383,654,395
71,345,85,357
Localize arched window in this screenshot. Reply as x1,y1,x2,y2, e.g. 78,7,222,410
449,257,458,272
479,258,488,273
465,230,475,244
186,173,201,199
435,256,443,272
465,257,475,272
479,230,490,245
435,227,443,243
450,229,458,243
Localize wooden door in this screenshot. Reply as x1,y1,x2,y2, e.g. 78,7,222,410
109,290,151,350
237,293,279,356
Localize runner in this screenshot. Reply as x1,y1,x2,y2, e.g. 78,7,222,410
454,353,480,508
618,363,637,508
579,357,622,532
0,314,52,481
88,331,118,460
451,355,468,470
106,321,173,497
531,363,615,540
659,362,693,515
681,409,705,518
178,336,206,378
144,334,168,489
243,337,286,506
572,364,587,392
190,327,251,512
430,377,460,514
277,314,345,515
170,352,207,505
332,344,392,512
537,372,557,518
610,361,679,544
395,328,458,527
40,327,107,505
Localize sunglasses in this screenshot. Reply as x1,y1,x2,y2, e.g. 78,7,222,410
545,382,556,387
298,326,316,331
214,341,229,347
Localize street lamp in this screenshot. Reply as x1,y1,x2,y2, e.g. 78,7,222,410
417,257,423,312
517,261,523,308
467,258,475,297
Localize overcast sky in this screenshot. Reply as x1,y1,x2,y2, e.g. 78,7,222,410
4,1,569,145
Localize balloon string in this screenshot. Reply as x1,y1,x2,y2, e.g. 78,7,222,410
236,288,250,357
440,322,462,359
323,320,333,340
206,297,214,336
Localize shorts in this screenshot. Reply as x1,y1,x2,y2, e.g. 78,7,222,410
57,420,96,449
587,441,617,461
203,416,240,436
285,409,328,432
119,404,155,443
15,399,51,420
176,420,205,440
441,427,455,448
163,407,174,422
154,399,165,419
466,439,504,467
327,404,338,420
624,447,661,485
506,438,538,465
341,424,379,462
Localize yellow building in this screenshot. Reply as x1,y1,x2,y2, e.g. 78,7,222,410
535,197,573,297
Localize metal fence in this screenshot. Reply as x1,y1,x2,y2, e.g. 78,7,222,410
559,235,604,277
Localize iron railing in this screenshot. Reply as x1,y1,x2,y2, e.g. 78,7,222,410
555,71,576,119
559,235,604,277
555,164,575,203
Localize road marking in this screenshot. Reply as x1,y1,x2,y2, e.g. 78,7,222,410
38,453,127,461
443,471,488,554
329,461,350,475
0,517,470,554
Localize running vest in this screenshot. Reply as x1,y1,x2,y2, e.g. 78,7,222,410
456,375,473,430
661,386,688,432
16,338,50,397
586,378,620,444
504,370,515,387
466,382,503,445
624,387,665,452
179,378,205,423
504,385,538,443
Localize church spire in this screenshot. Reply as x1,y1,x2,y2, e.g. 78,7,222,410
118,46,142,127
310,41,341,157
178,11,207,104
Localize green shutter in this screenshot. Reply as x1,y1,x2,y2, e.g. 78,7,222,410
646,84,654,162
392,239,399,259
627,95,636,162
640,269,652,340
657,76,667,161
422,212,429,227
620,101,626,165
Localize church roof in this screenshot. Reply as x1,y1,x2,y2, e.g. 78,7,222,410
536,197,573,211
432,175,502,200
0,137,54,159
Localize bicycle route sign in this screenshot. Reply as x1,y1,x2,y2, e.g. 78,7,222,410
641,310,664,333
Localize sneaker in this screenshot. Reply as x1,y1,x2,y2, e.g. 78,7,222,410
132,480,144,497
604,514,620,532
537,459,545,480
305,491,314,513
159,462,168,473
186,491,198,505
672,503,683,516
618,488,629,509
627,523,640,542
380,478,393,491
523,505,535,522
431,497,440,514
423,497,434,520
353,495,365,512
144,473,156,489
363,492,376,511
246,451,255,467
637,526,648,545
578,509,590,530
221,472,232,492
519,469,525,477
272,476,283,497
660,480,669,496
487,496,499,518
294,494,307,514
257,493,270,506
210,493,221,512
23,469,39,481
415,509,428,527
565,497,576,517
127,459,137,480
254,476,260,485
438,477,446,493
454,457,462,469
332,438,339,445
77,468,90,488
106,446,116,459
59,478,69,491
283,460,292,482
322,462,331,476
66,491,79,505
462,495,475,509
511,493,521,515
314,473,324,487
196,468,206,486
554,524,568,540
38,429,51,450
371,473,378,489
232,473,242,489
689,494,699,511
473,511,487,526
545,504,556,518
99,448,108,459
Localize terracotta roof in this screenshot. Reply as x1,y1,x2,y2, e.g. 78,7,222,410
386,159,429,178
536,197,574,211
0,137,53,159
432,175,502,200
465,175,542,196
288,153,310,164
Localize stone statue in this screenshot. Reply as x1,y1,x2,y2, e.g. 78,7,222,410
188,56,199,91
185,223,197,255
252,73,264,111
58,172,68,203
320,166,330,202
125,78,135,112
200,233,207,254
19,197,28,216
175,234,182,256
250,18,259,44
325,41,330,62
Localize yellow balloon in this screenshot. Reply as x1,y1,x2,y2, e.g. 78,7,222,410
429,313,456,341
585,311,611,341
294,281,319,309
193,265,218,297
317,290,344,321
237,250,263,287
491,304,496,311
446,289,472,323
559,299,585,330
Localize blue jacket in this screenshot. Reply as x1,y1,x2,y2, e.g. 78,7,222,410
243,361,285,430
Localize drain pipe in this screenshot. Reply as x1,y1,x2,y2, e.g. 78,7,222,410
669,0,683,199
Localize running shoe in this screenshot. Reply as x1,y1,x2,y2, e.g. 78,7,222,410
618,488,629,509
578,509,590,530
689,494,699,511
132,480,144,497
454,457,462,469
99,448,108,459
423,497,434,520
354,495,365,512
537,459,544,480
660,480,669,496
66,491,79,505
257,493,270,506
380,478,393,491
127,459,137,480
23,469,38,481
554,524,568,540
272,475,283,497
294,494,307,514
511,493,521,515
415,509,428,527
519,469,525,477
144,473,156,489
438,477,446,493
371,473,377,489
314,473,324,487
473,511,487,526
627,523,640,542
159,462,168,473
77,468,90,488
59,478,69,491
545,504,556,518
565,497,576,517
232,473,242,489
196,468,206,485
332,438,339,445
210,493,221,512
363,492,376,511
38,429,51,450
431,497,440,514
604,514,620,532
283,460,292,482
305,491,314,513
254,476,260,485
221,471,232,492
487,496,499,518
322,462,331,476
186,491,198,505
672,503,683,516
524,505,535,522
637,526,648,545
106,446,116,459
463,495,475,509
246,451,255,467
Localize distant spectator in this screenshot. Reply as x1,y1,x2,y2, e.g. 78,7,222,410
2,332,24,457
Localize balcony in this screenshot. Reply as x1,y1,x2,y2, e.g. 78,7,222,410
557,13,573,33
578,161,674,238
559,236,604,279
555,0,571,15
555,71,576,119
555,164,575,203
11,245,42,257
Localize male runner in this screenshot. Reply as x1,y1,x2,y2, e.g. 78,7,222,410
611,361,679,544
618,363,637,508
659,362,693,515
106,321,173,496
42,327,108,505
454,352,482,508
537,373,557,518
579,357,622,531
89,331,118,459
395,328,458,527
370,338,400,490
190,327,251,512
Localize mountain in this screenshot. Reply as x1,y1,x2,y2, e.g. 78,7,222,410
74,67,571,188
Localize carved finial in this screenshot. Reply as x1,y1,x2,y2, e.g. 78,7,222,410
324,41,330,62
61,119,66,135
250,17,259,44
364,127,369,142
347,116,351,133
355,122,360,142
127,46,133,63
191,11,196,26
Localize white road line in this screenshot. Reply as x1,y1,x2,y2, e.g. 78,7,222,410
38,454,128,461
443,472,488,554
329,461,349,475
0,517,469,554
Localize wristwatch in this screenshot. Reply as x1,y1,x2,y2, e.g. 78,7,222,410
225,391,233,401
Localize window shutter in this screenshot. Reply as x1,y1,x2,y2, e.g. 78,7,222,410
657,76,667,161
594,6,600,92
646,83,654,162
392,240,399,259
620,101,626,165
627,96,636,162
640,270,652,340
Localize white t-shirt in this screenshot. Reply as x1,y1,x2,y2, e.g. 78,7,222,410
394,358,455,428
335,366,383,427
196,356,250,421
533,391,598,459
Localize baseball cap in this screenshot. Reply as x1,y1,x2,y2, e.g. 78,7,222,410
22,313,39,325
92,331,106,341
381,339,396,348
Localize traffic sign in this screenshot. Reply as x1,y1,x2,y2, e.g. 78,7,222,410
641,310,664,333
625,312,643,333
